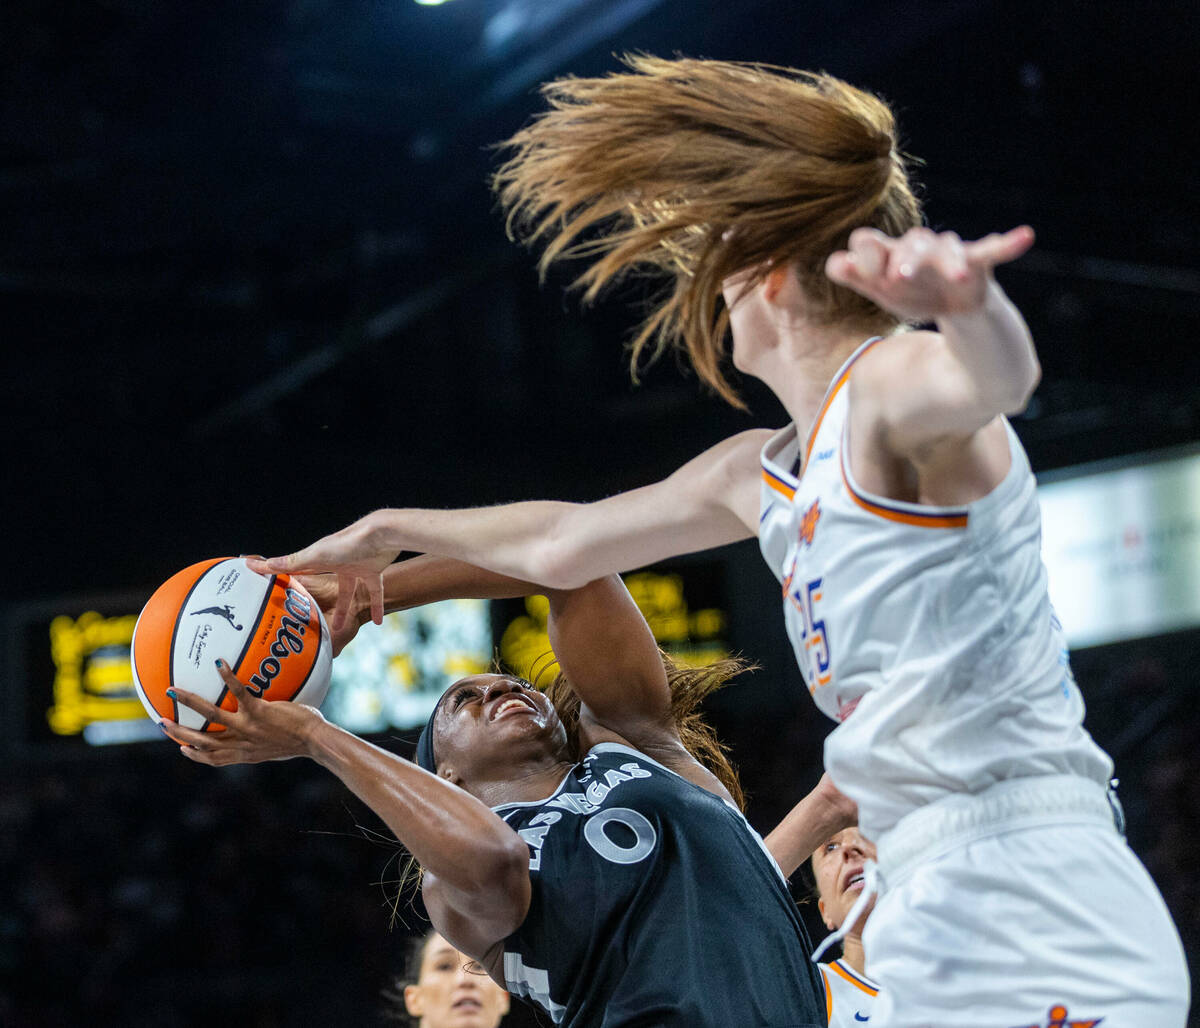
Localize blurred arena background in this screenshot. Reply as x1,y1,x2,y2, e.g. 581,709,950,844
2,1,1198,1024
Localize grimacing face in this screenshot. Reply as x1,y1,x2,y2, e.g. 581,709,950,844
431,674,567,784
404,933,510,1028
811,827,877,932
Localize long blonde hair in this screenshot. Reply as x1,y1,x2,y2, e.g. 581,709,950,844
494,54,923,406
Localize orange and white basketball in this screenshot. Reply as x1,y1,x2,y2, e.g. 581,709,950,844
131,557,332,731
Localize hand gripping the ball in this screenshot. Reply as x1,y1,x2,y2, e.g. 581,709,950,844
824,225,1035,322
162,660,326,765
247,512,396,632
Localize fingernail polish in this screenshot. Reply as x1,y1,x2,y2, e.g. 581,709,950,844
166,689,176,699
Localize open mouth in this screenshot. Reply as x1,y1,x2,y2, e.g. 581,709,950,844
451,996,483,1011
489,694,537,721
842,867,865,894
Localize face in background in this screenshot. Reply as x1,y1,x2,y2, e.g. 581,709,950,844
432,674,567,788
811,827,877,932
403,933,510,1028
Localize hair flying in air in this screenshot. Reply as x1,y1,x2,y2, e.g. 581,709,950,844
493,53,923,406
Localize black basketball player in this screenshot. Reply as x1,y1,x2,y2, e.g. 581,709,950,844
163,555,849,1027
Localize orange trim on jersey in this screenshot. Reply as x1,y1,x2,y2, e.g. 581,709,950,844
820,967,833,1022
840,463,969,528
830,959,879,997
801,336,885,471
761,467,796,501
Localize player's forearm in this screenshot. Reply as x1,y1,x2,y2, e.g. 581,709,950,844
371,491,746,592
381,553,543,614
936,280,1041,416
364,501,600,589
765,775,858,879
303,717,528,893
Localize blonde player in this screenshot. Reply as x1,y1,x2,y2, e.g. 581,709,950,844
251,57,1190,1025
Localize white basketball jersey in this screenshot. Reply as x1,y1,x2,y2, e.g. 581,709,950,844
819,959,878,1026
758,337,1112,839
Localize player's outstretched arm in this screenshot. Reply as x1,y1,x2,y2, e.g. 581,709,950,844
164,663,530,967
298,554,546,655
827,225,1041,452
248,429,768,630
764,773,858,879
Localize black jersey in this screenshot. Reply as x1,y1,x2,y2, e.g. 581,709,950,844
496,742,825,1027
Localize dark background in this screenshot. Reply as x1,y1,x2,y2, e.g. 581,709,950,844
2,0,1198,1024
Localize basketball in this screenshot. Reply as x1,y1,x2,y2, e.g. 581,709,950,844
131,557,332,731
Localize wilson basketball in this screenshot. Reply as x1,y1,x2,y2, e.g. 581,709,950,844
131,557,332,731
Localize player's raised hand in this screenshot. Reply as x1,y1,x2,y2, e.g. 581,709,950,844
824,225,1034,322
247,511,398,630
162,659,326,765
293,573,371,656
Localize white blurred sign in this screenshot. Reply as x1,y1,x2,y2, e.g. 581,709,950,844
322,598,492,734
1039,448,1200,648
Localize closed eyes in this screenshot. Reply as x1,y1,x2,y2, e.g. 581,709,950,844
451,686,477,710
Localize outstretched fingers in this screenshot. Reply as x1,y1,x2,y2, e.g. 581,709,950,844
964,225,1035,270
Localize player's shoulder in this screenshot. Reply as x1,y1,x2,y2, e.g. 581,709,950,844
707,427,777,477
669,427,776,498
852,328,942,389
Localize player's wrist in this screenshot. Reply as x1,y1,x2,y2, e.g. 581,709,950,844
296,705,334,760
936,277,1010,330
364,508,405,556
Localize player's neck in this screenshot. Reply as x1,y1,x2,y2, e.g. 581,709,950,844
838,933,867,978
471,757,577,808
756,323,877,441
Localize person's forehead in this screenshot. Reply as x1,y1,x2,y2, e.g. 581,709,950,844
425,942,459,962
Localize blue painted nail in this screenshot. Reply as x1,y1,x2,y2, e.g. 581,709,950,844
166,689,177,698
214,658,223,668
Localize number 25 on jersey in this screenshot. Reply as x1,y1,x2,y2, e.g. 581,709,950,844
784,572,831,693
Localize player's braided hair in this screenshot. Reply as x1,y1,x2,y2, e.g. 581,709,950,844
493,53,922,408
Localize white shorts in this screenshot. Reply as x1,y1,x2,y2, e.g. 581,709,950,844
862,775,1190,1027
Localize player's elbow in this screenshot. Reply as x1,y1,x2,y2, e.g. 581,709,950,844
997,356,1041,416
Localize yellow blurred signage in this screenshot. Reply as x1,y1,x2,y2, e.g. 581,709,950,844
47,610,143,735
499,570,730,683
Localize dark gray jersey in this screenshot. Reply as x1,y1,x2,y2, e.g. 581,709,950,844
497,743,825,1027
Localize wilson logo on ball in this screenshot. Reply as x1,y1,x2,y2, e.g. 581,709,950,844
245,588,317,697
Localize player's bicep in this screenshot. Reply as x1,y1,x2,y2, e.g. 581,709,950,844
675,428,773,534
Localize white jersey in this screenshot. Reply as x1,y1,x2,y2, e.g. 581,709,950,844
819,959,878,1026
757,336,1112,838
